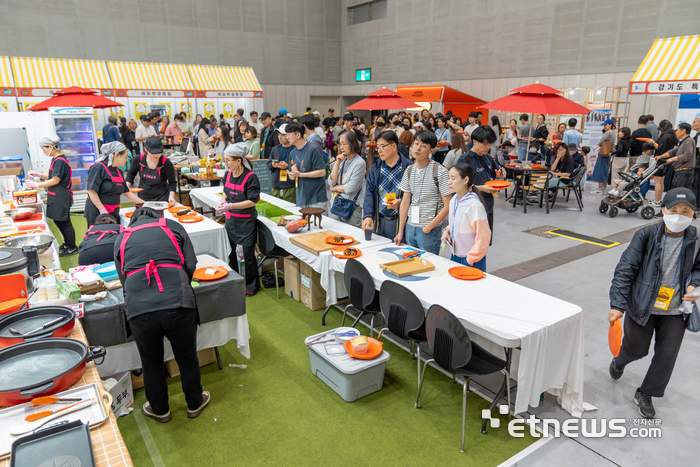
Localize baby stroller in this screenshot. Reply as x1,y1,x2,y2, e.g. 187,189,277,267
599,160,670,219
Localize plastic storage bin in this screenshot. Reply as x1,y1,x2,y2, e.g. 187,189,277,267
305,328,390,402
0,156,23,169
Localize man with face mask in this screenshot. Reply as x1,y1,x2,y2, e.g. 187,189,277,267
608,188,700,419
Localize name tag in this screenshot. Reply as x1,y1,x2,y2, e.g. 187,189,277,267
280,170,288,182
410,206,420,224
654,286,675,310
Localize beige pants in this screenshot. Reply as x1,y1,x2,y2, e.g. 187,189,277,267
610,157,628,189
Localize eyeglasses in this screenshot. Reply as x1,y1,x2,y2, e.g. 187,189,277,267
412,141,430,150
376,143,392,151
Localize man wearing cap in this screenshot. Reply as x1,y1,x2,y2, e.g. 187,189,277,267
259,112,278,160
323,109,335,132
609,187,700,418
135,115,157,153
655,123,695,190
267,124,296,204
126,137,178,204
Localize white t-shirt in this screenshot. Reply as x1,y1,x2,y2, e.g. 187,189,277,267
135,124,156,153
465,124,479,136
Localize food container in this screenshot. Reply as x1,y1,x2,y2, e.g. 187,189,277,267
0,217,12,236
13,190,38,206
93,262,118,282
333,327,360,344
216,169,226,178
0,156,22,169
350,335,369,354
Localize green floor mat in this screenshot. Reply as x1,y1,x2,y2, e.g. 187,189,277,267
116,289,536,466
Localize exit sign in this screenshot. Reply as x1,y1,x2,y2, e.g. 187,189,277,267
356,68,371,82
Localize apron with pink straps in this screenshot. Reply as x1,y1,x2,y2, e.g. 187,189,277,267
120,218,185,293
84,162,125,226
222,169,259,247
46,155,73,221
137,153,169,201
81,224,124,252
97,162,124,213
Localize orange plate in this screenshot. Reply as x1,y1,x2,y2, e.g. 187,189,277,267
609,319,622,357
193,266,229,281
179,214,204,223
124,211,134,218
439,141,449,146
455,130,465,134
344,337,383,359
168,205,191,213
506,163,518,168
485,180,512,190
449,266,486,280
636,137,652,142
325,235,355,245
330,247,362,259
129,188,143,193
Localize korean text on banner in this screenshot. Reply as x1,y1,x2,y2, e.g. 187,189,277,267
582,110,612,179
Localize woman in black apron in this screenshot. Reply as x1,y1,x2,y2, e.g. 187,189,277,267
78,214,123,265
26,135,77,257
216,143,261,296
125,136,178,203
84,142,145,227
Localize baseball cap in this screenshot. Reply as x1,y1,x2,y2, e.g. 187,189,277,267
279,108,288,115
603,118,615,126
277,124,288,135
662,187,697,211
567,143,578,151
144,136,163,154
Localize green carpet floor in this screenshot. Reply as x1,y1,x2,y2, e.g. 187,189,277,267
49,210,537,466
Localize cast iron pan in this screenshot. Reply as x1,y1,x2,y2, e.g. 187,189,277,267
0,306,75,348
10,419,96,467
0,339,105,407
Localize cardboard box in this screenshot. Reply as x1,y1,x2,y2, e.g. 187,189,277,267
176,191,192,207
130,370,144,390
300,261,326,311
0,167,22,177
165,347,217,377
284,257,301,301
103,372,134,417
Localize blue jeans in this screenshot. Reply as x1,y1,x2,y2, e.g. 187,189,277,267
405,225,442,255
451,254,486,272
518,144,526,162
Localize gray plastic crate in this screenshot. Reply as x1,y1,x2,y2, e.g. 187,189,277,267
305,329,390,402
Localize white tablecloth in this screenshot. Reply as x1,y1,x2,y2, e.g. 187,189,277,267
190,188,395,305
119,206,231,262
191,189,589,417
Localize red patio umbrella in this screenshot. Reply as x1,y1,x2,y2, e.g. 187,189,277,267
28,86,123,112
347,88,419,111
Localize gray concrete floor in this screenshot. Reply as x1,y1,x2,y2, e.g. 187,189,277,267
488,182,700,467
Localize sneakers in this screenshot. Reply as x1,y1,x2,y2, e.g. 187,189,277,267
649,201,661,207
58,245,78,257
187,391,211,419
609,190,620,197
609,358,624,380
58,244,67,253
591,190,602,194
633,388,655,419
654,211,663,218
142,402,172,423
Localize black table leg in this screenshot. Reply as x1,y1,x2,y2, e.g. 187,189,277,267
214,346,223,370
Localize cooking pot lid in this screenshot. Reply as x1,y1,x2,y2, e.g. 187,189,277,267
0,248,27,272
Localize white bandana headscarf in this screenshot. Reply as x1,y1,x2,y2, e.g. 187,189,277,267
223,142,252,170
39,134,61,149
97,141,127,166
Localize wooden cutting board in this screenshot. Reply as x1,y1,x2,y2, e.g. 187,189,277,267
380,257,435,277
289,230,360,256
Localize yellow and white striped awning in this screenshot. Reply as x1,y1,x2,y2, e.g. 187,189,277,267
630,35,700,94
187,65,262,92
11,57,111,89
0,57,14,88
108,61,193,90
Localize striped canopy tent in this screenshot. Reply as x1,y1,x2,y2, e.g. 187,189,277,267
11,57,111,91
0,57,15,95
107,61,192,91
186,65,263,96
629,35,700,95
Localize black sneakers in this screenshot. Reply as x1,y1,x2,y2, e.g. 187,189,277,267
59,245,78,257
609,358,624,380
634,388,655,419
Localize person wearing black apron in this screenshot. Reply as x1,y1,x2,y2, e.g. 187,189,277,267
78,214,123,265
84,142,145,227
125,137,178,203
217,143,261,296
26,135,77,257
114,207,209,423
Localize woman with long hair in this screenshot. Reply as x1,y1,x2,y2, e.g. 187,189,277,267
397,129,414,159
590,120,617,194
652,120,678,205
328,131,366,227
443,133,467,168
214,126,232,158
503,119,519,158
549,142,574,189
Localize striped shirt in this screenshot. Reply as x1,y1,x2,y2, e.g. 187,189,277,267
398,160,451,227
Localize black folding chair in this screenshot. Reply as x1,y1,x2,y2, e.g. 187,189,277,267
415,304,509,453
343,258,382,338
377,281,428,393
256,220,289,299
551,166,586,211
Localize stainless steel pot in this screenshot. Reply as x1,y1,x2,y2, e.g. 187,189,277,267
0,248,33,293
